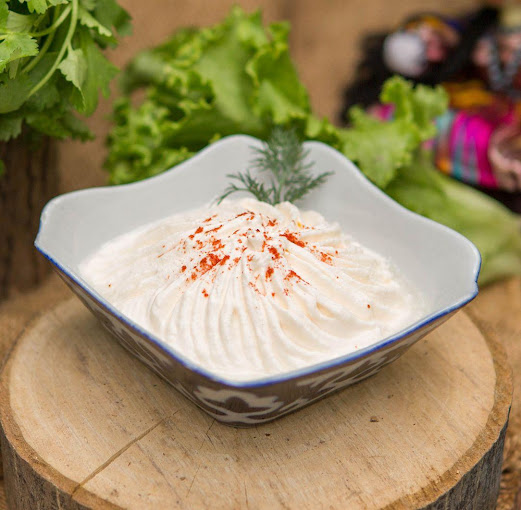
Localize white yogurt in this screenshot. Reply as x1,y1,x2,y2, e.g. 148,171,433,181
80,198,424,381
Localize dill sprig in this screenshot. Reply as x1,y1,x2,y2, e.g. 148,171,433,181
218,128,333,205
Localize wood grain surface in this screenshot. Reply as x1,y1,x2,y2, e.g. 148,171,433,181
467,279,521,510
0,295,512,509
0,137,57,299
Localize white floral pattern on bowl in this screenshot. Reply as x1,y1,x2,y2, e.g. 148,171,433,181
36,135,480,426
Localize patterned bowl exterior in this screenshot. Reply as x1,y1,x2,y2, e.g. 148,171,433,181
56,267,453,427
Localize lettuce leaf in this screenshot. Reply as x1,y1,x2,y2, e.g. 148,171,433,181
337,77,448,187
380,76,448,142
107,7,313,183
338,109,417,187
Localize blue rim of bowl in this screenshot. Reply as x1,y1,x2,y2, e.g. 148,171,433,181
34,137,482,389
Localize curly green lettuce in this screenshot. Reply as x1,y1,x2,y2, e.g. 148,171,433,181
106,8,313,184
105,7,521,285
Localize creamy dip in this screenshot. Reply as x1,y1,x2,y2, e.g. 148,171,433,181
80,198,424,381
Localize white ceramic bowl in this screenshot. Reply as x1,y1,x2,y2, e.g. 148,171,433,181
35,135,480,426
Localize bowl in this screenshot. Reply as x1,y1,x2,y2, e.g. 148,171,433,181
35,135,481,426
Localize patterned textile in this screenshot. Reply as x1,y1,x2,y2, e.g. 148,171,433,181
434,101,515,189
371,84,519,190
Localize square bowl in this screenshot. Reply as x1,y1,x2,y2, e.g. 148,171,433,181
35,135,480,426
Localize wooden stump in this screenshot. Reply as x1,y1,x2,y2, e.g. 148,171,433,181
0,299,512,510
0,135,58,300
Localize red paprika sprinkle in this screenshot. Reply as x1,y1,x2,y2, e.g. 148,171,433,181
281,232,305,248
319,252,333,264
211,239,224,250
268,246,280,259
286,270,301,280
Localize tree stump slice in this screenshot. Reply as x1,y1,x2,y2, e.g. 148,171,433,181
0,298,512,510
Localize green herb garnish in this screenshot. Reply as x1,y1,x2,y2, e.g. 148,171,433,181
0,0,131,168
218,128,333,205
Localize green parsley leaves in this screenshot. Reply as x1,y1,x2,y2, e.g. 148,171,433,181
0,0,129,153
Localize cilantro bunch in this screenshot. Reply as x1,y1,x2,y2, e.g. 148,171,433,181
105,7,521,286
0,0,131,173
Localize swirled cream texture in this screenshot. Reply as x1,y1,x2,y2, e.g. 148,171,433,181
80,198,424,381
